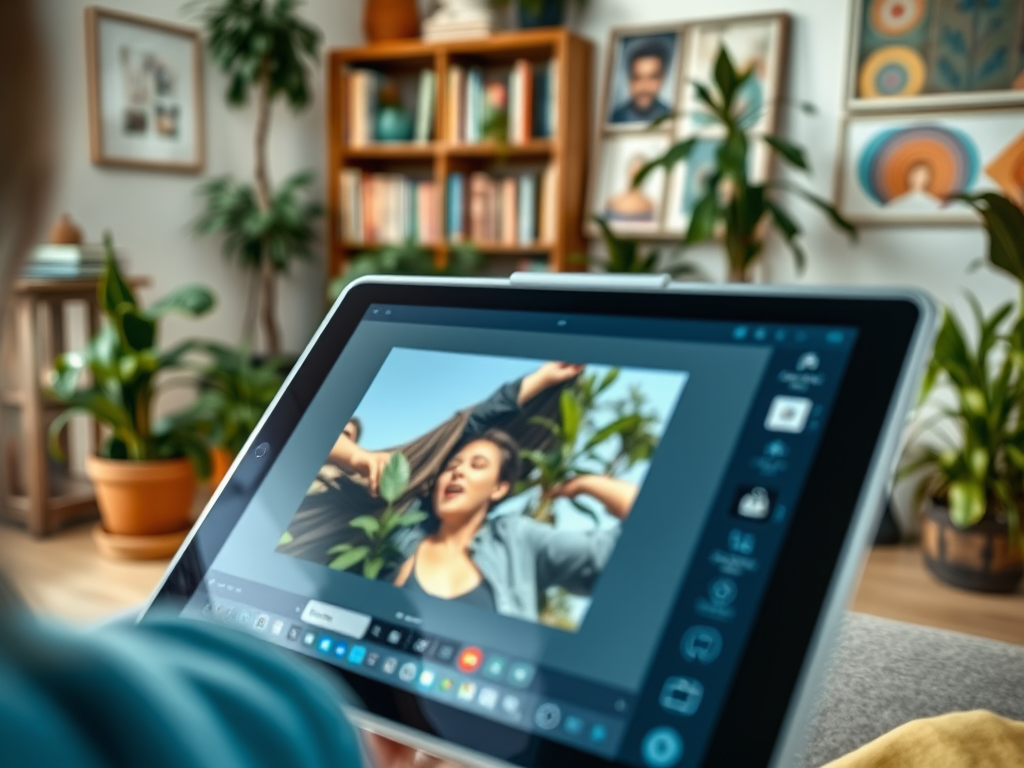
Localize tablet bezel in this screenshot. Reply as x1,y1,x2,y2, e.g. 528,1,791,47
144,278,933,768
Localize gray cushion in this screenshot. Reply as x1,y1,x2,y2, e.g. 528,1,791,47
799,612,1024,767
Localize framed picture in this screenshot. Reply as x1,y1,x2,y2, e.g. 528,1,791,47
85,6,205,172
836,109,1024,224
603,29,682,130
588,14,789,239
845,0,1024,112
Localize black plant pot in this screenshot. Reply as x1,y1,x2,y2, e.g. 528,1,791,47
921,501,1023,593
519,0,565,28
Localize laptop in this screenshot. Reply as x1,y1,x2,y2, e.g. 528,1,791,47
143,274,936,768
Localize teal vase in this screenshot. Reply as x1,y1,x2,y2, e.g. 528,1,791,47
376,106,414,142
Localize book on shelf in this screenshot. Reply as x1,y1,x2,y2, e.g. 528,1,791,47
340,169,440,245
31,244,107,265
449,59,557,145
414,69,436,143
346,67,436,146
449,171,542,246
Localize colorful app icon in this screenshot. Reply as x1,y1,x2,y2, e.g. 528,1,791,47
456,682,477,702
302,631,316,647
438,677,455,694
418,669,437,689
334,642,348,659
457,646,484,673
348,645,367,665
317,636,334,654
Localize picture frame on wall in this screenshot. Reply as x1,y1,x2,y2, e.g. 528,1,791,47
845,0,1024,112
836,108,1024,224
85,6,205,172
588,14,790,239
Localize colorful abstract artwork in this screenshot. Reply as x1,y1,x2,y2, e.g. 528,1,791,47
838,110,1024,223
849,0,1024,107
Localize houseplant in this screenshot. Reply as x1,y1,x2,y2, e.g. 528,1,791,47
192,0,322,356
328,242,482,301
491,0,586,28
635,48,856,282
901,192,1024,592
591,215,701,278
47,237,215,549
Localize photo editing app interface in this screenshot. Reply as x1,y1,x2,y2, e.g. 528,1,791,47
183,304,856,768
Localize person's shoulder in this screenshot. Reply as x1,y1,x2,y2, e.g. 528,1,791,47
610,103,633,123
490,514,546,536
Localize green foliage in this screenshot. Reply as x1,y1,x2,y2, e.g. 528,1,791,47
194,0,321,110
952,192,1024,284
46,234,215,477
194,171,322,273
490,0,587,11
328,242,483,300
328,453,426,579
182,343,287,455
592,216,701,278
634,48,856,281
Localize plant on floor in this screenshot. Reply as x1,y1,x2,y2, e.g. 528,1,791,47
327,242,483,300
634,48,856,282
192,0,322,356
591,215,701,278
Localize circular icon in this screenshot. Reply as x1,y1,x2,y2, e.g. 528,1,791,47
534,703,562,730
255,442,269,458
871,0,926,36
641,726,684,768
709,578,738,606
858,46,926,98
681,625,723,664
398,662,418,683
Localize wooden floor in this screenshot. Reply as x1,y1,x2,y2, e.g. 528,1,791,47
1,521,1022,644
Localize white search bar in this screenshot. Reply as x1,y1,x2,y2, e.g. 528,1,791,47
300,600,372,639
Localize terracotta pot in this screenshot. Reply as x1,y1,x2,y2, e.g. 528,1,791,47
86,455,195,536
47,212,83,245
208,446,235,490
921,501,1024,593
364,0,420,43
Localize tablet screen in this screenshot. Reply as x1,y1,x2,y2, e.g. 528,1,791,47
174,302,857,768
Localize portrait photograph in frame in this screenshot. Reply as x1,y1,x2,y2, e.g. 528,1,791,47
589,133,672,236
86,6,205,172
603,27,682,130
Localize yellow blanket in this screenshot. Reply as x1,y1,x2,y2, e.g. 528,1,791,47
824,711,1024,768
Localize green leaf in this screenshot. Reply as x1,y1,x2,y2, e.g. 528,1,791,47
327,543,353,555
952,193,1024,282
713,47,738,104
584,415,641,451
119,309,156,352
396,510,429,527
773,181,857,241
348,515,381,536
763,135,809,171
685,188,720,244
560,389,582,446
328,545,369,571
947,480,986,528
378,452,411,504
363,557,385,580
632,138,697,188
765,200,806,273
98,232,136,316
146,285,217,319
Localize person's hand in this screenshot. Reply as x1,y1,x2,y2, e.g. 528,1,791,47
349,448,392,497
535,361,585,388
552,474,591,500
363,732,465,768
553,474,638,519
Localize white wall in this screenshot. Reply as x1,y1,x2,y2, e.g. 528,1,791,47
37,0,363,356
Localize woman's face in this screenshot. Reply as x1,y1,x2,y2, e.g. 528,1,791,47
433,440,509,520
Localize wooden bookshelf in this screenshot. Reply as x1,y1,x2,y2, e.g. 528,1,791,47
325,29,593,279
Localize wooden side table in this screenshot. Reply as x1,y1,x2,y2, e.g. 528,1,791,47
3,275,147,535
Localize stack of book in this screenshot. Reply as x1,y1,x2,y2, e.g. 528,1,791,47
346,69,436,147
447,169,556,246
23,244,109,279
340,169,441,245
447,60,557,144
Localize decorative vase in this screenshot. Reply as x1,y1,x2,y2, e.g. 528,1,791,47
86,455,195,537
519,0,565,28
921,500,1024,593
364,0,420,43
376,105,415,142
47,212,83,245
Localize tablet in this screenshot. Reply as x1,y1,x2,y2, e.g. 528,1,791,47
143,275,936,768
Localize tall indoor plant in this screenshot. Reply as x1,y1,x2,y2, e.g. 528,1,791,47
901,192,1024,592
193,0,323,355
635,48,856,282
47,237,215,547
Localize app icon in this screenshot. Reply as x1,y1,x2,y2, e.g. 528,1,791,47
765,395,813,433
641,726,684,768
398,662,418,683
334,643,348,659
753,327,768,341
367,623,385,641
796,352,820,372
382,657,398,675
733,485,776,521
287,625,302,642
680,626,723,665
236,610,252,625
708,578,737,606
501,695,521,718
659,677,704,716
534,703,561,730
564,715,585,735
317,636,334,654
349,645,367,665
434,643,457,663
457,682,478,702
590,723,608,743
270,619,284,636
457,646,484,673
764,439,788,458
438,677,455,694
482,656,507,680
732,326,749,340
411,636,432,655
507,661,535,688
728,528,756,555
418,668,437,689
302,631,316,647
477,687,499,709
365,651,380,668
254,613,270,631
386,629,404,646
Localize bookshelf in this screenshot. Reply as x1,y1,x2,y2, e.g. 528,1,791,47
326,29,593,279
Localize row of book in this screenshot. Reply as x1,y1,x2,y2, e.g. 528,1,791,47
344,62,558,147
447,169,556,246
339,170,442,245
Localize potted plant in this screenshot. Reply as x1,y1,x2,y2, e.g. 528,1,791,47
591,215,702,278
491,0,586,28
634,48,856,282
47,237,215,554
192,0,323,356
901,192,1024,593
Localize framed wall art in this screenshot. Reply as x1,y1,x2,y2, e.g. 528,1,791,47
836,108,1024,224
85,6,205,172
588,13,790,239
846,0,1024,112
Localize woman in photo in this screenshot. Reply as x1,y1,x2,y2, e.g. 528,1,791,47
394,429,638,623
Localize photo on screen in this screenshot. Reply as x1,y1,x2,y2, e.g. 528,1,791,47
277,349,688,633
